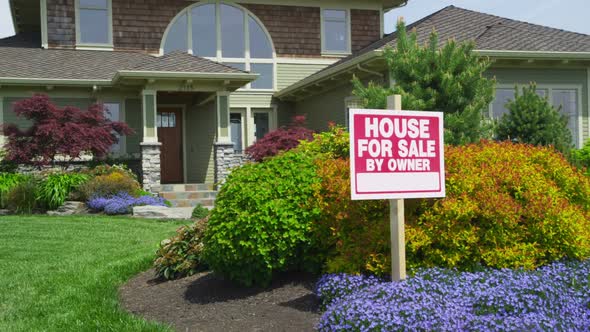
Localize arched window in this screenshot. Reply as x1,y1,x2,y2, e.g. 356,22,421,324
162,2,275,90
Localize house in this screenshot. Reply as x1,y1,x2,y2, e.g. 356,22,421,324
1,2,589,198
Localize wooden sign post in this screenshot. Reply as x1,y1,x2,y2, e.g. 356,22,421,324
388,95,406,281
349,95,445,282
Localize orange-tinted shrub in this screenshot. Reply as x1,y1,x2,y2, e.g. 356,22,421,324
313,141,590,276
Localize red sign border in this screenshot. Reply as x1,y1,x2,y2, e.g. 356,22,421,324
349,109,446,200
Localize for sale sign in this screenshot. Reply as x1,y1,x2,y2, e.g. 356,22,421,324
349,109,445,200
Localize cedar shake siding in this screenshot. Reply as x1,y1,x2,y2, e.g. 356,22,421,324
45,0,382,56
47,0,75,48
351,9,381,52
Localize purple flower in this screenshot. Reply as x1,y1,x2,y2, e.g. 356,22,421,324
87,192,166,215
316,260,590,331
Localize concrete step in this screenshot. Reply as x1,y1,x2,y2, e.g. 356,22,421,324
168,199,215,208
153,183,215,193
159,191,217,200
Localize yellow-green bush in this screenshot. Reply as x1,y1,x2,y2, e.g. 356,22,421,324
311,139,590,276
78,165,140,200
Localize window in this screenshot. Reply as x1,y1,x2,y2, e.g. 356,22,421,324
230,112,244,153
77,0,112,46
253,112,270,140
552,89,579,146
157,112,177,128
162,2,275,90
344,97,363,130
103,103,120,153
322,9,350,54
490,86,581,147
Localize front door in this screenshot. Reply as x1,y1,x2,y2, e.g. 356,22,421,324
157,108,183,183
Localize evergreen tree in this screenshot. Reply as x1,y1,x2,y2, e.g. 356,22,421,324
496,84,572,154
352,21,495,145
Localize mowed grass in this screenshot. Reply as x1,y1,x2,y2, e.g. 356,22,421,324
0,215,187,331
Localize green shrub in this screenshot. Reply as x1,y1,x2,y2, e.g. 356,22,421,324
38,173,89,210
0,173,28,209
407,141,590,270
7,176,40,214
202,150,322,286
192,204,210,220
311,141,590,276
77,166,140,200
496,84,573,154
570,139,590,174
154,217,209,280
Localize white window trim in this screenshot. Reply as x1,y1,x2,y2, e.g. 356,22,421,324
100,100,125,156
491,83,584,148
159,1,277,92
75,0,114,50
320,7,352,57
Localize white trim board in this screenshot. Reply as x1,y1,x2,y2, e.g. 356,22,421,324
75,0,114,49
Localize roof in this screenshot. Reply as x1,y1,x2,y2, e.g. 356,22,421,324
277,5,590,98
0,35,255,86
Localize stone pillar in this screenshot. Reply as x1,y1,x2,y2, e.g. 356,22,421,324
214,142,236,185
141,142,162,192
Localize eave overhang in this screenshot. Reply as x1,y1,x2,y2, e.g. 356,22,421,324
276,49,590,100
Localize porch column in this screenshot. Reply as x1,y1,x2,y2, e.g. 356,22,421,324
140,89,161,192
214,92,236,185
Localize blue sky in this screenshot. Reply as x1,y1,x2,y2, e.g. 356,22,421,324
1,0,589,39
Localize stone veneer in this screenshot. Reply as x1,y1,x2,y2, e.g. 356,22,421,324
140,142,162,192
214,142,248,186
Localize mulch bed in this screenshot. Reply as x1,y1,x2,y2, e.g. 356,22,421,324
119,269,321,332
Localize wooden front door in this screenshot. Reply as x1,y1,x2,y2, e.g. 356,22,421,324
157,108,183,184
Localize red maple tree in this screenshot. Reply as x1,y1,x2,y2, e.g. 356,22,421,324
2,94,134,167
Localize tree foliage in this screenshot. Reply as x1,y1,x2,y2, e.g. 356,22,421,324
2,95,133,167
496,84,572,154
352,21,495,145
245,115,314,162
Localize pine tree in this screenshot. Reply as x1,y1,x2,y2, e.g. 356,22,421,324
352,21,495,145
496,84,572,154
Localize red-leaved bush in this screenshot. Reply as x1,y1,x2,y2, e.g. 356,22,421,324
245,115,314,162
2,95,133,166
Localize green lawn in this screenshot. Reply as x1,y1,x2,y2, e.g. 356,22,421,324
0,215,187,331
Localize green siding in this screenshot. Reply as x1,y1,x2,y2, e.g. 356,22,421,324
487,67,589,144
2,97,94,130
277,63,330,90
230,92,273,108
294,84,354,132
125,99,143,155
218,95,229,138
186,102,216,184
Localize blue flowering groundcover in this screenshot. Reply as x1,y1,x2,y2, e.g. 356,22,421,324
316,260,590,331
87,192,166,215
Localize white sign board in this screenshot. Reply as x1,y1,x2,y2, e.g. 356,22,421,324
349,109,446,200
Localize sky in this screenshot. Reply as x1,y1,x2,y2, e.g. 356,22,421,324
0,0,589,38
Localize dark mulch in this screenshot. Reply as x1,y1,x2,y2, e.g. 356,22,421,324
119,269,321,332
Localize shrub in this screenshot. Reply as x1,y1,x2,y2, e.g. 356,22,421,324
7,176,40,214
87,192,166,215
78,167,140,201
38,173,89,210
154,217,209,280
298,125,349,159
570,139,590,174
496,84,573,154
0,173,28,209
245,115,314,162
407,141,590,270
2,95,133,167
316,261,590,331
202,149,322,286
309,141,590,276
191,204,210,220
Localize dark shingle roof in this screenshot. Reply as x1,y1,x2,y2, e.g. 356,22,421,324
0,36,247,83
282,5,590,96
